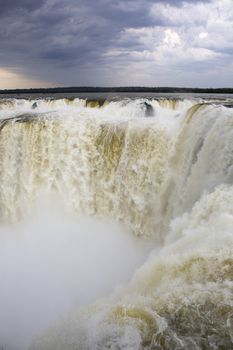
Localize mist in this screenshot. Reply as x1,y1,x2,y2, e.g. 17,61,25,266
0,203,152,350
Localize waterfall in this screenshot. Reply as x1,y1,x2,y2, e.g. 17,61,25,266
0,96,232,349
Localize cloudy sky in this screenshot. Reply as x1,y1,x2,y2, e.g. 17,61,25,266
0,0,232,88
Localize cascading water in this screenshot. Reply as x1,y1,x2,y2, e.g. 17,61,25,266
0,96,233,350
0,97,191,235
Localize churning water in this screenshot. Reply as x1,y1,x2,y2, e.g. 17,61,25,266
0,95,233,349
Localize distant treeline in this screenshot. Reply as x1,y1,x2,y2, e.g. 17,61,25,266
0,86,233,94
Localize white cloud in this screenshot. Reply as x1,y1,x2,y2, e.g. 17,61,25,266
199,32,208,40
103,0,233,86
163,29,182,48
149,0,233,53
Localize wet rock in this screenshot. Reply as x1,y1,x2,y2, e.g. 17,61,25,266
144,102,154,117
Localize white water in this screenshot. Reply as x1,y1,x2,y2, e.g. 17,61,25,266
0,203,151,350
0,96,233,349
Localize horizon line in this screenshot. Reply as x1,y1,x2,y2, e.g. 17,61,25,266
0,86,233,94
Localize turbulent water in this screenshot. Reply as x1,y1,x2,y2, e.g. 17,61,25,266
0,95,233,349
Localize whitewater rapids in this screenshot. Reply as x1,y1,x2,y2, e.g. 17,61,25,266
0,96,233,349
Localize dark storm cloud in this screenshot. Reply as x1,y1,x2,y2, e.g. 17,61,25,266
0,0,206,59
1,0,158,75
0,0,231,87
0,0,46,16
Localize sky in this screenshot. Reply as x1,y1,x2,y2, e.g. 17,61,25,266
0,0,232,89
